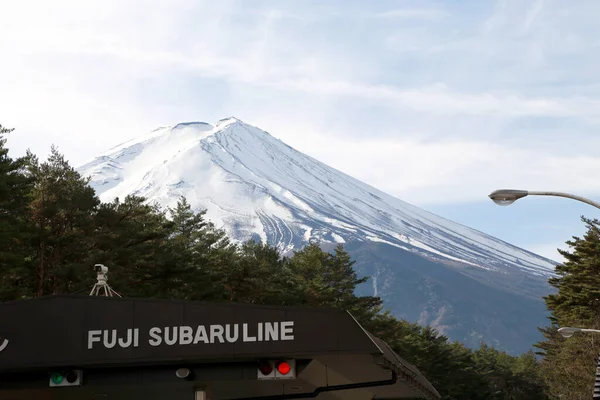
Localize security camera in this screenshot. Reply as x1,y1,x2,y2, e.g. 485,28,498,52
94,264,108,274
90,263,120,297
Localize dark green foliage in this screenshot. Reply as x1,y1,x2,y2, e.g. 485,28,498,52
538,328,600,399
472,345,547,399
545,217,600,326
0,127,550,399
0,125,35,301
87,196,175,297
218,239,291,304
284,243,382,313
25,146,100,296
536,216,600,399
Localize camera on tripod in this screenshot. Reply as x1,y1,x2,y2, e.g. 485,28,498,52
90,264,120,297
94,264,108,274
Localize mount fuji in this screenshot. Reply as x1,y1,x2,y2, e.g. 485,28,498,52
78,117,557,354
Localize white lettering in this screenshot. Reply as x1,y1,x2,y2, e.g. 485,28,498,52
243,323,256,342
88,330,102,349
103,329,117,348
281,321,294,340
210,325,224,343
180,326,194,345
225,324,239,343
265,322,278,341
118,329,133,348
87,321,295,351
165,327,178,345
194,326,209,344
149,327,162,346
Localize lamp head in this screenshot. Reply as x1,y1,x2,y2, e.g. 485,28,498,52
488,189,529,206
558,327,582,338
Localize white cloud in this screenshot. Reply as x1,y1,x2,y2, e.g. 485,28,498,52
1,0,599,210
524,242,567,264
370,8,447,20
272,133,600,206
268,79,600,118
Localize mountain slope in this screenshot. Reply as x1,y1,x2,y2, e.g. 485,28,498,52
78,118,556,353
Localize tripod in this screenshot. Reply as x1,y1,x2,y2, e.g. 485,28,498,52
89,264,121,297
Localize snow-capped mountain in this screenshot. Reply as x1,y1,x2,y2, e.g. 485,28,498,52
80,117,555,276
78,117,557,354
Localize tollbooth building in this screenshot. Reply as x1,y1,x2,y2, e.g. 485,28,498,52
0,295,440,399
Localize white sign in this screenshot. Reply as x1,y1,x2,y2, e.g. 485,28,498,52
88,321,294,350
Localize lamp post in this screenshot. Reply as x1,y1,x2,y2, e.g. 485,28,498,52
558,327,600,398
488,189,600,210
489,188,600,399
558,327,600,338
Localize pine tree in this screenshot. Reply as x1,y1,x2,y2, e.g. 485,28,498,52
85,195,173,297
536,216,600,399
218,239,287,304
0,125,34,300
324,244,382,322
545,216,600,326
25,146,100,296
510,351,548,399
539,330,599,399
165,197,235,300
0,133,555,398
284,242,332,306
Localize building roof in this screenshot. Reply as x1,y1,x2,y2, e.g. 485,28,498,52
0,296,440,399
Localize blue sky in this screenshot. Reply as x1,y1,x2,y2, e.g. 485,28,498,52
1,0,599,261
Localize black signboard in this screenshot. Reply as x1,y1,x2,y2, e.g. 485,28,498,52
0,296,380,372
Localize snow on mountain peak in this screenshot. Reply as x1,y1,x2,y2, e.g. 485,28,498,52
77,118,557,278
215,116,242,127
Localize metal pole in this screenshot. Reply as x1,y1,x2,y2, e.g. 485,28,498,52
518,191,600,400
595,352,600,398
495,192,600,399
527,191,600,210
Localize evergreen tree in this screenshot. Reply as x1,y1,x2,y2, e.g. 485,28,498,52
282,242,381,314
539,329,599,399
217,239,288,304
24,146,99,296
536,216,600,399
85,195,173,297
472,344,547,399
322,244,382,321
0,125,34,300
165,197,235,301
284,242,332,306
0,126,555,399
545,216,600,326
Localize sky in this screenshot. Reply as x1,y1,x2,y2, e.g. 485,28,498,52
1,0,599,262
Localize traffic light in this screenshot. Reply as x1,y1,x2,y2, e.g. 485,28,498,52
257,359,296,380
49,370,82,387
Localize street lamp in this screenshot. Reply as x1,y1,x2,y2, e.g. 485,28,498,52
488,189,600,210
558,327,600,338
490,190,600,398
558,326,600,398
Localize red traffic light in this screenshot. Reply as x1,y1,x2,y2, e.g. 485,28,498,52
257,359,295,380
276,361,291,375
